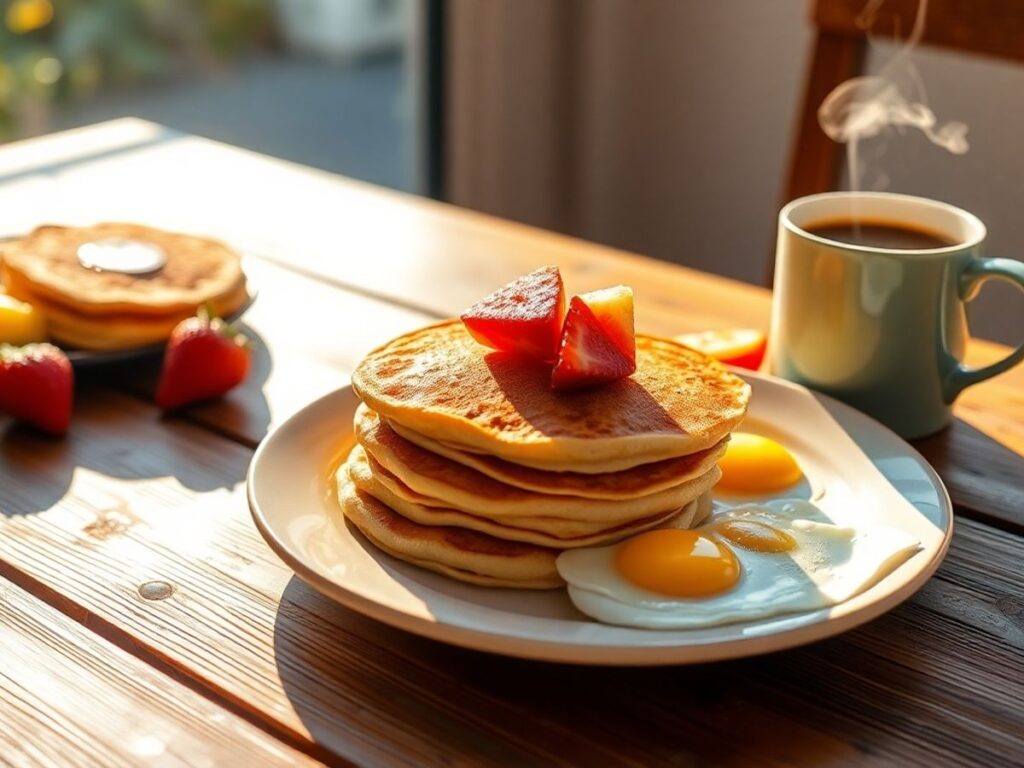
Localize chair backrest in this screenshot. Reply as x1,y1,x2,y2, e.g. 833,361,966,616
783,0,1024,205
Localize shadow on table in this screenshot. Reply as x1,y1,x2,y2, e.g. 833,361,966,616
181,321,274,446
271,574,932,765
0,325,272,517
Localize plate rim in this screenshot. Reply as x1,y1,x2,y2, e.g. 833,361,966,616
248,372,954,665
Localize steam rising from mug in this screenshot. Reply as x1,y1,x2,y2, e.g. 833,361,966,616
817,0,968,191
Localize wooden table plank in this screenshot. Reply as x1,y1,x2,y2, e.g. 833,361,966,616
914,418,1024,533
0,390,563,767
0,397,1021,766
0,573,322,767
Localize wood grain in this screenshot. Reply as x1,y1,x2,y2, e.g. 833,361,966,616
0,573,321,767
0,391,559,767
915,417,1024,532
0,389,1022,766
815,0,1024,65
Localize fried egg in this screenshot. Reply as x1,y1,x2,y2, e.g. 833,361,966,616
556,500,920,629
716,433,803,494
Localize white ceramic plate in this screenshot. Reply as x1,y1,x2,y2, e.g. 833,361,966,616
248,372,952,665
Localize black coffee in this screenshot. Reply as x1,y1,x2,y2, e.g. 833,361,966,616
806,218,957,250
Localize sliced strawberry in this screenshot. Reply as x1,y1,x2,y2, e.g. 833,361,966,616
156,308,251,410
0,343,73,435
578,285,635,364
675,329,767,370
551,297,636,391
461,266,565,362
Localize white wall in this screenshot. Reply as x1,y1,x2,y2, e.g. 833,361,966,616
573,0,810,286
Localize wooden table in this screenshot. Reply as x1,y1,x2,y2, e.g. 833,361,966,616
1,119,1021,767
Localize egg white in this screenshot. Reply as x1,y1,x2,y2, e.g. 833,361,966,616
556,500,920,629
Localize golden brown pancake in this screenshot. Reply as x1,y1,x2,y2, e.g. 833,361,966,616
352,320,750,472
344,446,704,547
1,223,245,316
31,280,248,350
338,466,563,589
354,407,722,522
372,407,728,499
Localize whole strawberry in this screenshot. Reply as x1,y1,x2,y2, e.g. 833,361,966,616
156,307,250,410
0,343,73,435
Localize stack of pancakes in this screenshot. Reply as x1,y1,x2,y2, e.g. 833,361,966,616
339,320,751,589
0,223,247,350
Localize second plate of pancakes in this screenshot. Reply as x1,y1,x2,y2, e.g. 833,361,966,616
0,223,256,367
248,369,953,665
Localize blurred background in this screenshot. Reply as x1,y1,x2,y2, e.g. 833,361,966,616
1,0,1021,343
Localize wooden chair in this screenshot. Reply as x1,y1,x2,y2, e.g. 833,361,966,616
784,0,1024,205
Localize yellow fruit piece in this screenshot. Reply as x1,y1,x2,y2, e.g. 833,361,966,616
0,293,47,345
579,285,635,359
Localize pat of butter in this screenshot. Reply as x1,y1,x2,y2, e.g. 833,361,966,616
77,238,166,275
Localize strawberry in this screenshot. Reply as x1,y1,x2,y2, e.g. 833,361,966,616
578,285,635,364
675,329,767,371
0,343,73,435
551,296,636,391
461,266,565,362
156,307,250,410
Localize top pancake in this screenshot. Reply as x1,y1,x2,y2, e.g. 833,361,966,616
352,320,750,472
1,223,245,316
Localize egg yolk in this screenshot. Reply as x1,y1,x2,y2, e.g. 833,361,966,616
614,529,739,597
717,433,802,493
715,520,797,553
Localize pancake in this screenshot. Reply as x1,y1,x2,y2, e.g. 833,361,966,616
377,409,729,499
354,410,723,522
351,320,750,472
1,223,245,316
338,467,563,589
690,488,714,526
344,446,703,547
32,280,249,350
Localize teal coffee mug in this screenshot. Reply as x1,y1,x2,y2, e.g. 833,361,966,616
769,191,1024,439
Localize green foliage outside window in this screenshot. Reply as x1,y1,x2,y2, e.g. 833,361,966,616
0,0,272,138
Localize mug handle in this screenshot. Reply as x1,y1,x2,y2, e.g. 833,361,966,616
944,257,1024,401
